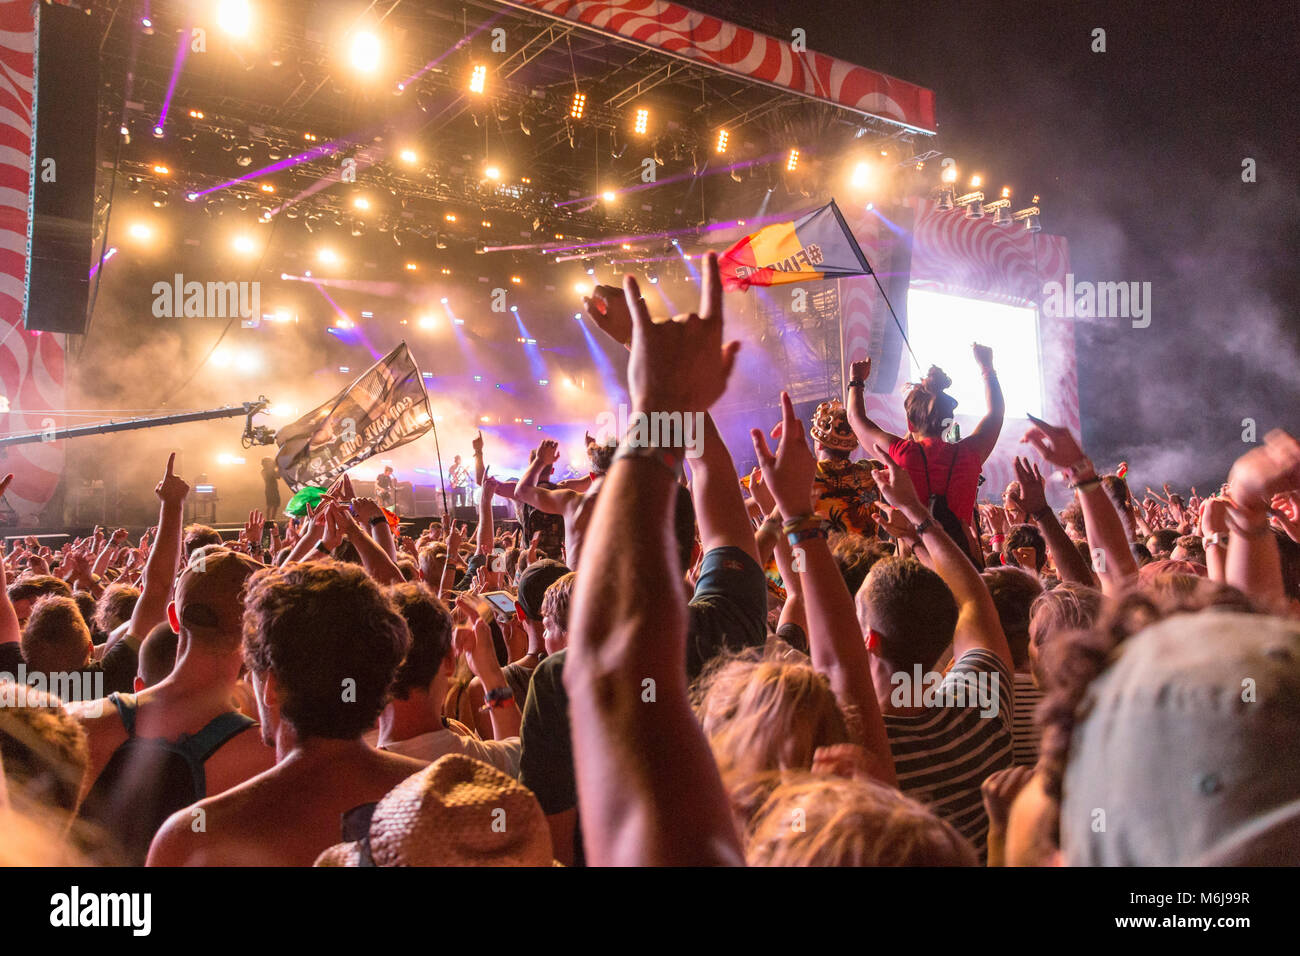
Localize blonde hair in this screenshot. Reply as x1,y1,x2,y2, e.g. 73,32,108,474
696,649,849,784
744,773,978,866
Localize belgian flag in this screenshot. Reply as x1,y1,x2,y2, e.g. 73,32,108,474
719,199,872,291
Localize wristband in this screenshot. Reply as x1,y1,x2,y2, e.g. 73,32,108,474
314,541,331,555
613,442,686,480
781,514,824,534
786,526,829,548
848,379,866,389
1065,456,1094,479
1204,531,1229,549
368,515,387,527
913,516,937,537
1072,477,1102,491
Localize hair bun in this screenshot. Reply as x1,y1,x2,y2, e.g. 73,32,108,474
923,366,952,394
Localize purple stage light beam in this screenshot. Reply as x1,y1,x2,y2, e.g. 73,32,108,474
154,22,193,136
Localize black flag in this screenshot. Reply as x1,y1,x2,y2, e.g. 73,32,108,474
274,342,432,492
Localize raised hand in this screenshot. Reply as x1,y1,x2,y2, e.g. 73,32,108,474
472,429,484,455
624,251,740,417
973,342,995,372
536,438,560,467
849,358,871,384
155,453,190,505
1020,416,1086,471
871,444,925,515
1011,456,1049,516
245,509,265,547
1228,429,1300,514
584,283,634,348
749,391,817,519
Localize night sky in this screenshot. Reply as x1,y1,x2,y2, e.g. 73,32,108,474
695,0,1300,489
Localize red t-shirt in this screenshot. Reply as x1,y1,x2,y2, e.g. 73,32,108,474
888,437,983,525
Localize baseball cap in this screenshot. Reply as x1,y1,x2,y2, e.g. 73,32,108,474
516,559,571,622
174,548,265,634
1061,610,1300,865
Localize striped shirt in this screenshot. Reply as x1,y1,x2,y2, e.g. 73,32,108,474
1012,672,1044,767
884,648,1014,861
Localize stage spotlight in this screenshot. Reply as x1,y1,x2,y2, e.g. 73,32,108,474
235,145,252,166
318,248,339,265
212,348,232,368
233,234,255,254
965,198,985,220
350,32,381,73
510,275,522,285
970,174,982,188
152,164,170,175
127,222,152,242
485,165,501,180
583,259,595,275
399,148,418,164
436,234,448,250
405,262,418,271
715,129,728,154
647,269,659,284
786,148,800,172
1024,214,1042,233
151,189,169,208
474,241,486,255
993,205,1013,226
353,196,370,210
510,305,519,313
851,161,872,189
259,183,275,193
634,108,649,134
574,280,590,294
935,188,954,211
418,315,435,329
601,190,616,203
218,0,251,37
469,64,487,94
570,92,586,119
444,213,457,222
941,164,958,184
152,125,164,138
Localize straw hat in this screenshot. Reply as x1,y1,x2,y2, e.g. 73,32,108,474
314,753,558,866
809,399,858,452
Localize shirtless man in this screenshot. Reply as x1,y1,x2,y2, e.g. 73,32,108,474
147,561,424,866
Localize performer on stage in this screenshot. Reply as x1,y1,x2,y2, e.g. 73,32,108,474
447,455,471,510
375,465,398,514
261,458,282,518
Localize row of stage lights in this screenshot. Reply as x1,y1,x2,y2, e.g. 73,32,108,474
934,166,1042,231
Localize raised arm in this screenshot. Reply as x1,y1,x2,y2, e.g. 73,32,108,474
330,500,404,587
845,358,903,452
1222,430,1300,609
514,440,582,515
1008,456,1096,586
753,393,895,787
476,475,498,557
966,344,1005,462
125,454,189,650
566,253,743,866
1021,417,1138,596
873,445,1013,672
687,413,759,562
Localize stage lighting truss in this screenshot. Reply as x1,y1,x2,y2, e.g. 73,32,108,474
955,189,984,219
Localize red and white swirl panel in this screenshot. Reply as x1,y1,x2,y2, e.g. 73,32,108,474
0,1,65,523
510,0,936,131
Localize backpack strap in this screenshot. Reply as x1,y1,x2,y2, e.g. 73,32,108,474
939,441,960,497
108,692,139,737
175,711,258,796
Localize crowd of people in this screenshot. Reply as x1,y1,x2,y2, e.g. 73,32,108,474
2,252,1298,866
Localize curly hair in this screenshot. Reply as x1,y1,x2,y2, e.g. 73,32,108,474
1035,579,1261,849
831,533,892,598
93,583,140,635
242,561,410,740
0,681,89,814
386,582,454,700
982,566,1044,669
744,772,978,867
